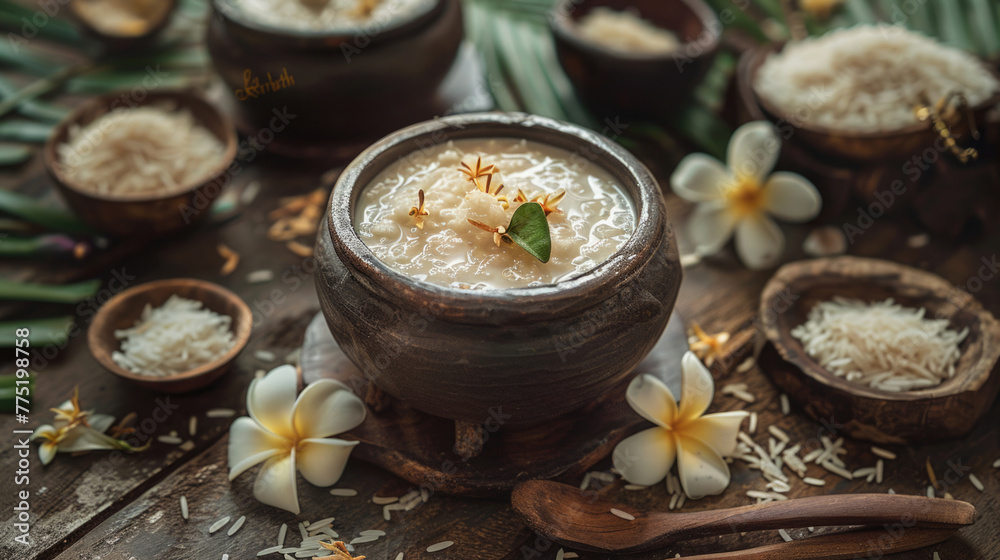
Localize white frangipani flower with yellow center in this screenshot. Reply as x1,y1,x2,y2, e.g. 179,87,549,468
32,389,133,465
613,351,748,499
228,365,367,514
671,121,822,269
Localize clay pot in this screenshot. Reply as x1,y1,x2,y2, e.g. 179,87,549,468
206,0,464,159
549,0,720,119
314,112,682,427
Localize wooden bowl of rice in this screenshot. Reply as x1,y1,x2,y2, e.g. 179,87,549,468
759,256,1000,445
739,30,1000,165
43,90,237,237
88,279,252,393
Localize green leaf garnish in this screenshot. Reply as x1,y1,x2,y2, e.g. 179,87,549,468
505,202,550,263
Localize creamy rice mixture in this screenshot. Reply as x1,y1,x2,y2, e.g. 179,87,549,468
231,0,433,31
354,138,636,289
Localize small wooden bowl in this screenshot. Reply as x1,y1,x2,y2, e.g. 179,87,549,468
759,256,1000,444
43,90,237,238
69,0,178,50
88,279,252,393
549,0,720,117
741,43,1000,165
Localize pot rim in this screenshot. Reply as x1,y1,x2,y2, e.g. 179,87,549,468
210,0,445,44
327,111,669,324
547,0,720,63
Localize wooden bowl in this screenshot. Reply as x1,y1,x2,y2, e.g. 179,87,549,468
43,90,237,238
206,0,464,158
88,279,252,393
314,112,681,427
69,0,178,50
549,0,719,118
759,256,1000,444
741,43,1000,165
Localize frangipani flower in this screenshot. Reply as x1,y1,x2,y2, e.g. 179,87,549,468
671,121,821,270
228,365,367,514
32,390,137,465
613,351,748,499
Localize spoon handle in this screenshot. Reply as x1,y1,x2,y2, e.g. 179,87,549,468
670,526,957,560
654,493,973,548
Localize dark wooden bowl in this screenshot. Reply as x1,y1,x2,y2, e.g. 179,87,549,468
88,279,252,393
43,90,237,238
314,112,682,427
549,0,719,118
206,0,464,158
68,0,178,50
759,256,1000,444
741,43,1000,165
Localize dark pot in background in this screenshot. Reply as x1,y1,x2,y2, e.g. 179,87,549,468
314,112,682,427
550,0,720,119
206,0,464,159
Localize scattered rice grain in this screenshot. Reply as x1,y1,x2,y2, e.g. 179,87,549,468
330,488,358,497
778,529,792,542
970,473,984,492
227,515,246,536
179,496,188,520
209,516,231,534
610,508,635,521
426,541,454,552
871,446,896,460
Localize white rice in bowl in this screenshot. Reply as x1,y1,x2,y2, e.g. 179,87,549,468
112,295,236,377
754,25,999,133
576,7,680,55
57,103,225,197
790,297,968,392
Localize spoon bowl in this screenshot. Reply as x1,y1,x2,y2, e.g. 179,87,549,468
511,480,975,554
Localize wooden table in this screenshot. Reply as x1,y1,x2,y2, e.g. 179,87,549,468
2,86,999,560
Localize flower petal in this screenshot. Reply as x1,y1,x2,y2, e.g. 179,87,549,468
88,414,116,434
296,438,359,487
727,121,780,182
228,416,288,481
292,379,367,440
625,374,677,428
683,411,749,457
247,365,299,439
253,450,300,514
671,154,731,202
735,215,785,270
764,172,822,222
612,427,676,486
677,351,715,423
686,201,738,256
39,442,57,465
57,426,120,452
675,433,732,499
32,424,60,441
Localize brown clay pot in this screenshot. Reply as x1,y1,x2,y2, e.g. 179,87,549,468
206,0,464,158
314,112,682,427
549,0,720,119
43,90,237,238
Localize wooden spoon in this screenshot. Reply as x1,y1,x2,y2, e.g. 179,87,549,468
511,480,975,554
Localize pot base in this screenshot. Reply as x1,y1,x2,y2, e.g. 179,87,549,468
301,311,689,497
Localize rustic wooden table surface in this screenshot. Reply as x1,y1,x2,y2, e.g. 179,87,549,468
1,65,999,560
